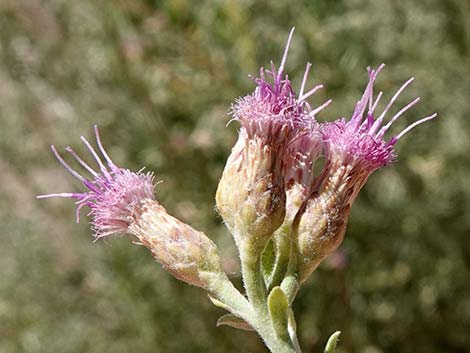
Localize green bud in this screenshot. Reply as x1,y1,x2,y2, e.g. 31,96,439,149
216,134,285,254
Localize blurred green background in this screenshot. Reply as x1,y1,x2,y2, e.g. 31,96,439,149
1,0,469,352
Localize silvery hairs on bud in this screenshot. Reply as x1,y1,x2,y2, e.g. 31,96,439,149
129,199,223,288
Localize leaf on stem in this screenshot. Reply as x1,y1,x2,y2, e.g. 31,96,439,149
216,314,254,331
267,286,289,340
208,295,233,312
324,331,341,353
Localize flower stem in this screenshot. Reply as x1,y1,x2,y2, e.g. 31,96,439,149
239,242,299,353
203,272,253,318
241,248,267,311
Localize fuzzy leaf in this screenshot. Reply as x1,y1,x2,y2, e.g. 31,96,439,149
267,286,289,340
216,314,254,331
208,295,232,312
324,331,341,353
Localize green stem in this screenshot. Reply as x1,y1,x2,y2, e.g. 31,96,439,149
280,245,300,303
238,242,299,353
240,248,267,312
205,272,253,317
253,315,298,353
208,268,297,353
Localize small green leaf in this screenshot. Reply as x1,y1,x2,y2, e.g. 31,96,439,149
216,314,254,331
208,295,232,312
267,286,289,340
324,331,341,353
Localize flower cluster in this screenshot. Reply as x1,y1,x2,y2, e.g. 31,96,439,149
291,64,437,282
38,28,437,353
322,64,436,175
217,30,436,286
38,30,436,290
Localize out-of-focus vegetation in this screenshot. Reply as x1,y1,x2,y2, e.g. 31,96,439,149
1,0,469,352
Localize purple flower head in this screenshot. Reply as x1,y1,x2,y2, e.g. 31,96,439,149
322,64,437,173
230,28,331,143
37,126,155,239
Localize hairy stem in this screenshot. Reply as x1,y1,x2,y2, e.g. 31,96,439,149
205,272,253,317
280,242,301,303
241,251,267,311
254,316,298,353
238,241,299,353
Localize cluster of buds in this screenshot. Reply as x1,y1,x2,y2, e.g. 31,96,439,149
216,29,436,291
38,28,436,353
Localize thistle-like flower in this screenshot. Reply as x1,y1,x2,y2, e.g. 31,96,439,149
217,29,329,260
296,64,437,282
38,126,155,238
38,126,223,289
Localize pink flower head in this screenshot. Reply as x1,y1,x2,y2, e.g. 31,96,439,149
323,64,437,173
37,126,155,239
230,28,331,144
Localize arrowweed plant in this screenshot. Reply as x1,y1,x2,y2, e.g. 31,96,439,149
38,28,436,353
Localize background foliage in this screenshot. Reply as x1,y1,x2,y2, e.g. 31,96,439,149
1,0,469,352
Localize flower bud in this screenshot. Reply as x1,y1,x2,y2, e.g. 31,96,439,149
38,126,223,289
217,29,330,257
295,64,437,282
296,163,353,282
128,199,223,288
216,130,285,252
